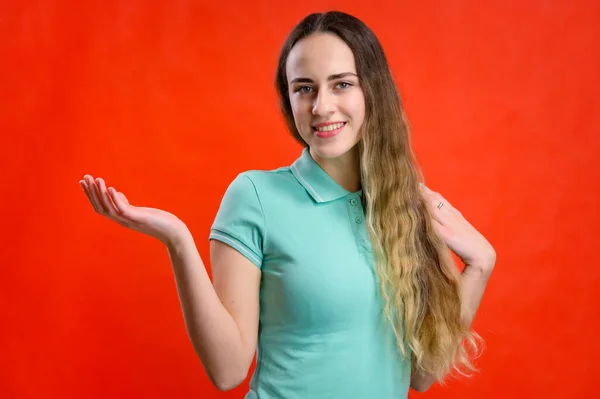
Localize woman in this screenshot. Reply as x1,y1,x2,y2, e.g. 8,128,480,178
80,11,496,398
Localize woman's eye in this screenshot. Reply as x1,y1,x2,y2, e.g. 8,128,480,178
295,86,312,94
337,82,351,89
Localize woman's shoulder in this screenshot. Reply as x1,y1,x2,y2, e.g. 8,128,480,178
236,165,297,190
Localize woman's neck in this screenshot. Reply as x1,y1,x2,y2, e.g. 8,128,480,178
310,145,361,193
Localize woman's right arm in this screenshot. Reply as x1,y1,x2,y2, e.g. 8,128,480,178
166,230,261,391
79,175,260,392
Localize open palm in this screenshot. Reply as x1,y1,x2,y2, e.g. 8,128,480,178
79,175,187,245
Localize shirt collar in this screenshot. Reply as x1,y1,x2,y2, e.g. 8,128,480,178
290,147,361,203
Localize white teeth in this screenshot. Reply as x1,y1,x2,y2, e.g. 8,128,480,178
316,122,345,132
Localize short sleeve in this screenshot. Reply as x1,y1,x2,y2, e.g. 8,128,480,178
209,173,265,268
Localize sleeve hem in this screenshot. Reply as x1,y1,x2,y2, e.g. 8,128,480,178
209,230,263,268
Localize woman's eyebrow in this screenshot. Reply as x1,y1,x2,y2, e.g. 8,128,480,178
290,72,358,84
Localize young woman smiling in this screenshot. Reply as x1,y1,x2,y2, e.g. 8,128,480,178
80,11,495,399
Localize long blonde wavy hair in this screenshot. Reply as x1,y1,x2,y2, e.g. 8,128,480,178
275,11,482,381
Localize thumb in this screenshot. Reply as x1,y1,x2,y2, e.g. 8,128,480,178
117,191,130,206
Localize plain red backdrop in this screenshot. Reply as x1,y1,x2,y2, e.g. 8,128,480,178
1,0,599,398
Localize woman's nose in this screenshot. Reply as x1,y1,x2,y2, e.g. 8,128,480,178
312,90,333,116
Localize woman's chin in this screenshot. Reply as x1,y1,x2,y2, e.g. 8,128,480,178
309,140,360,161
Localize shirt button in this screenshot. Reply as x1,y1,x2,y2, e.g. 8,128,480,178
354,216,363,224
349,198,358,206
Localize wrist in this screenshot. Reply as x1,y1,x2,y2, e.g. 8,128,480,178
164,225,193,251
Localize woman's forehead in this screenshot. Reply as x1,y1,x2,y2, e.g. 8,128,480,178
287,34,357,80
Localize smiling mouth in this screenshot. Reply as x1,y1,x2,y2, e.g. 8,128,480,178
312,122,347,138
312,122,346,132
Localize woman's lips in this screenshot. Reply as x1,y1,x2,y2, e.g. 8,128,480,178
314,122,346,138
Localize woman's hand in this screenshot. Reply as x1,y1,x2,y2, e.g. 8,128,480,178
79,174,188,246
419,183,496,269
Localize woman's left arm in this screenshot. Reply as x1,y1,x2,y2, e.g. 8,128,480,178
460,257,496,327
410,184,497,392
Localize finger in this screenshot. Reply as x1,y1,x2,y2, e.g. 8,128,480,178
421,185,458,213
419,184,442,204
79,179,99,212
433,196,448,212
432,216,445,234
434,195,461,218
419,185,443,209
423,192,453,226
84,175,105,213
428,202,446,225
108,187,129,215
108,187,140,227
96,178,119,216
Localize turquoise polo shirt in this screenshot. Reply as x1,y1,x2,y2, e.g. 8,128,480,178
209,147,411,398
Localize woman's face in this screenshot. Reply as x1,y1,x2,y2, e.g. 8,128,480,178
286,32,366,162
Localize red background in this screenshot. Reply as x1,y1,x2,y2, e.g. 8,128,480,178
1,0,599,398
